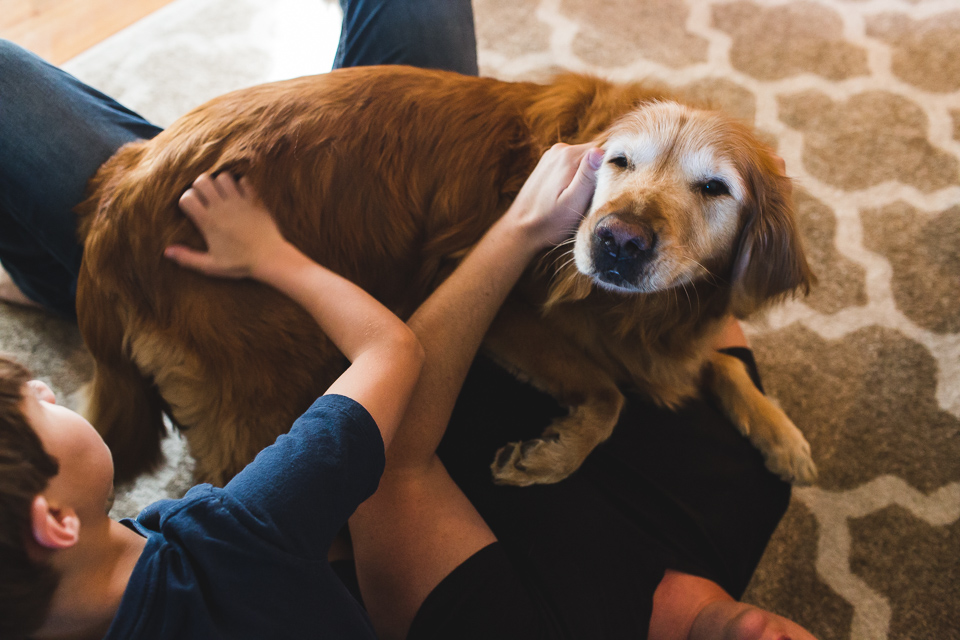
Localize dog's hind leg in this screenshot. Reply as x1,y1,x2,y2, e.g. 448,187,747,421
705,351,817,485
483,302,625,486
123,305,346,487
76,283,168,483
83,358,168,484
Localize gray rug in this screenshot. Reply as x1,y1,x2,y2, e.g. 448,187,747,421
1,1,957,638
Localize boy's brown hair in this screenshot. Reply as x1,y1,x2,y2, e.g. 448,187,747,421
0,356,60,639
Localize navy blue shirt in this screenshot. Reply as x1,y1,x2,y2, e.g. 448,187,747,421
104,394,385,639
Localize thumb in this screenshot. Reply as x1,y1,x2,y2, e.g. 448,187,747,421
561,147,603,215
164,245,215,274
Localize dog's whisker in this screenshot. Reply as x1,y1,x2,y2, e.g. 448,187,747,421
547,239,577,258
689,259,721,285
552,255,575,272
542,243,568,262
672,247,727,289
554,255,578,274
545,245,576,268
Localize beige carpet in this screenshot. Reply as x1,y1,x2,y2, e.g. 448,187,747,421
1,0,958,638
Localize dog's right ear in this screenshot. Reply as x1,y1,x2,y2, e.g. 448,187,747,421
729,155,815,317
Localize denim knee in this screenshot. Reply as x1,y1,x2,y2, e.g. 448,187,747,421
0,39,160,315
334,0,478,75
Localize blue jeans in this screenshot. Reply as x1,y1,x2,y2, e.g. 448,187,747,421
335,0,476,74
0,0,476,317
0,42,163,317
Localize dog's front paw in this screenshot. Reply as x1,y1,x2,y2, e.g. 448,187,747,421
763,429,818,486
490,433,580,486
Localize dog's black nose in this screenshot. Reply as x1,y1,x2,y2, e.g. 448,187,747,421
592,219,656,286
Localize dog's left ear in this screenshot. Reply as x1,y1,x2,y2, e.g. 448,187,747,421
729,153,815,317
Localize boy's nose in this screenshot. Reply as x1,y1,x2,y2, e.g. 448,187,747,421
27,379,57,404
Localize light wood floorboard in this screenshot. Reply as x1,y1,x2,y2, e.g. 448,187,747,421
0,0,177,64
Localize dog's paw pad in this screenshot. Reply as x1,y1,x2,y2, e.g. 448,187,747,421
494,443,521,470
490,435,574,487
765,437,818,486
490,441,533,486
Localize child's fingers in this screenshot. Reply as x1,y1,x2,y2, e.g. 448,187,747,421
772,153,787,176
178,189,208,220
237,176,266,206
214,172,241,199
520,143,582,202
164,245,215,274
770,153,794,197
547,143,596,194
587,147,604,171
191,173,220,203
238,175,252,198
561,147,602,215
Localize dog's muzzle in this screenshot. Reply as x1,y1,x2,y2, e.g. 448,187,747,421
590,216,657,287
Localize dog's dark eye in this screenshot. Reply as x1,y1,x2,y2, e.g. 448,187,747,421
698,179,730,197
608,155,629,169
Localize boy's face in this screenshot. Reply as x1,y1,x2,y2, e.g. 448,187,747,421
20,380,115,517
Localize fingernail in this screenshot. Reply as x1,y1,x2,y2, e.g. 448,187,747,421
588,148,604,170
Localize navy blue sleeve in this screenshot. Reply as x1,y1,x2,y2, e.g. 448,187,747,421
221,394,385,555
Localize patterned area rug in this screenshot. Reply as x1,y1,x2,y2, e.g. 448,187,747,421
0,1,957,638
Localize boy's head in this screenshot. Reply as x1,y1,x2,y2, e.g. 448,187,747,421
0,355,117,639
0,356,60,638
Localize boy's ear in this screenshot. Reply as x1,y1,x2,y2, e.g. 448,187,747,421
30,495,81,550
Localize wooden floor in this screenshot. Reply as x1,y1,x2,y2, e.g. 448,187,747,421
0,0,177,64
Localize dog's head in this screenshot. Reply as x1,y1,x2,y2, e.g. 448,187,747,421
554,101,812,317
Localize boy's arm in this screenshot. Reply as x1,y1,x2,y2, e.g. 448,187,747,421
386,143,603,469
241,245,423,449
346,144,601,625
167,173,424,449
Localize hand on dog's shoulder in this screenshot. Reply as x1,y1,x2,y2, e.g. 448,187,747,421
498,143,604,252
167,172,290,281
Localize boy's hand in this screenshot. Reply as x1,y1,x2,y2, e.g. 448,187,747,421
503,143,604,249
165,173,289,279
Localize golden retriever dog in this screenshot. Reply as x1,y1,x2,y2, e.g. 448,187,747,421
76,65,817,488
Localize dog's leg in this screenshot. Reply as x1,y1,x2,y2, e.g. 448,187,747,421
483,303,625,486
706,351,817,485
125,317,344,486
76,279,168,483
